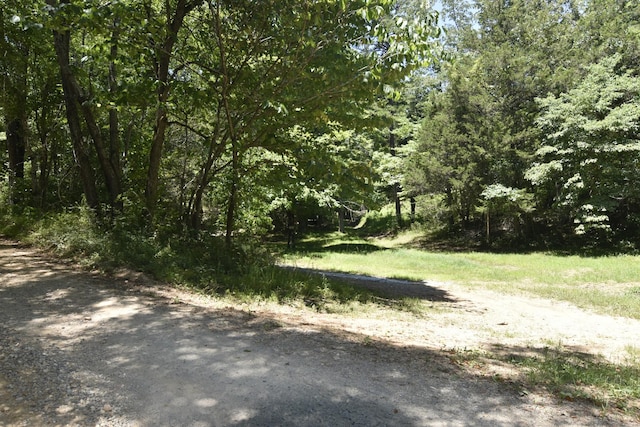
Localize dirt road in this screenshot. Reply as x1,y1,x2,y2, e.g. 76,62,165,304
0,240,632,426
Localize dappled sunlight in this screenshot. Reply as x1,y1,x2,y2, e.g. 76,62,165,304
1,241,636,426
194,398,218,408
90,298,149,322
45,288,71,300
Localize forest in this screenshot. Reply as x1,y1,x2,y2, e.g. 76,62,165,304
1,0,639,263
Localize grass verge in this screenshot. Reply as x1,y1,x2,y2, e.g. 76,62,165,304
449,345,640,418
0,208,420,313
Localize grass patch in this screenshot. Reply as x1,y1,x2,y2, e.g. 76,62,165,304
218,265,375,308
447,345,640,418
508,346,640,415
0,208,425,314
283,233,640,319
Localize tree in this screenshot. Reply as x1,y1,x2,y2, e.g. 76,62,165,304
166,0,440,245
1,3,30,203
143,0,203,217
527,55,640,239
405,0,586,237
1,0,441,250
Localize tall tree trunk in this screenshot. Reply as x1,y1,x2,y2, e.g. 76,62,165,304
50,24,100,210
144,0,202,217
2,10,28,204
48,0,123,211
188,134,225,230
225,144,239,248
108,17,123,211
212,0,238,248
389,124,403,228
36,133,50,208
6,117,27,179
78,91,122,208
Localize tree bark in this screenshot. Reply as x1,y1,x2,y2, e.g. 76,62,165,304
338,205,345,233
188,134,225,230
144,0,202,217
77,91,122,207
410,196,416,223
50,25,100,210
225,145,239,248
389,124,403,228
48,0,123,211
1,10,28,204
108,17,123,211
6,118,27,180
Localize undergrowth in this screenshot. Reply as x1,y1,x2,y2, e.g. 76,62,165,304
0,207,393,310
3,206,639,419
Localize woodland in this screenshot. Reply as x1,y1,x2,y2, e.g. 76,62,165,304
1,0,640,259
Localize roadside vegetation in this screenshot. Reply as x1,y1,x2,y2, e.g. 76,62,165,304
2,205,639,420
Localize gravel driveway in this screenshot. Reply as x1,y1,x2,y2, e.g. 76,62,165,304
0,240,628,426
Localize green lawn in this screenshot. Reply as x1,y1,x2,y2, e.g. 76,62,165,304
283,234,640,319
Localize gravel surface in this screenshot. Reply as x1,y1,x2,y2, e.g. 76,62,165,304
0,240,634,426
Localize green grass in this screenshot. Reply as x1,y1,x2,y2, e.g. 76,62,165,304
4,208,639,418
509,345,640,414
0,209,422,313
283,234,640,319
449,345,640,417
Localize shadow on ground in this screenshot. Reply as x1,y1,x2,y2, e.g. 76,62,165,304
0,240,628,426
286,237,386,255
280,266,456,303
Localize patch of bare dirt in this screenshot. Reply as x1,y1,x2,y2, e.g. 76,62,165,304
264,267,640,364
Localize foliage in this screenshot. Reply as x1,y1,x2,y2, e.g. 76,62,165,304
1,0,440,245
400,0,640,248
528,55,640,239
4,0,640,257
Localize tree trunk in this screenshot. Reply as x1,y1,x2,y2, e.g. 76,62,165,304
225,145,239,248
50,25,100,211
485,210,491,247
445,186,455,228
338,205,345,233
36,133,50,208
108,18,123,211
389,124,403,228
144,0,202,217
410,197,416,223
6,117,27,179
49,0,123,211
188,136,225,230
2,11,28,204
78,92,122,208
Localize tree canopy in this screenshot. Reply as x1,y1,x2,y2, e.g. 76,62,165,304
1,0,439,243
402,0,640,248
2,0,639,252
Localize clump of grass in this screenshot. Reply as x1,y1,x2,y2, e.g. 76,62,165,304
445,345,640,418
286,236,640,319
215,265,433,315
508,346,640,415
